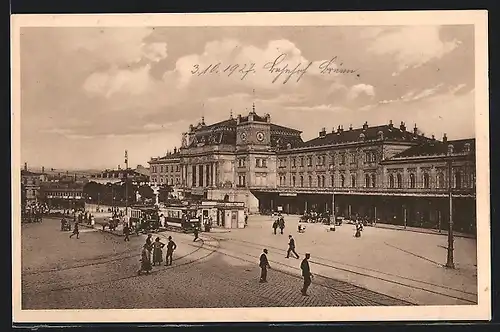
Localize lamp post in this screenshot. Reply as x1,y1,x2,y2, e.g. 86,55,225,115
445,158,455,269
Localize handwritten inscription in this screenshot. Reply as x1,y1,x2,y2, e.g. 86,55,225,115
189,53,357,84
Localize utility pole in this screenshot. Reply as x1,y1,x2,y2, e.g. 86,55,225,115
446,158,455,269
125,173,128,216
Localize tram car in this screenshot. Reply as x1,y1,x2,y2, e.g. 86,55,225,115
129,206,160,234
162,205,201,233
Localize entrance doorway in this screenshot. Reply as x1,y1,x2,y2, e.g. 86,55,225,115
231,211,238,228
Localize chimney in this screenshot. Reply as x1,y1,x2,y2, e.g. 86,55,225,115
400,121,406,132
443,133,448,144
189,124,194,132
362,121,368,130
265,113,271,123
319,127,327,138
237,114,242,125
174,147,177,154
389,120,393,129
431,135,435,140
349,124,353,131
337,125,341,134
413,124,418,135
332,127,336,134
41,166,45,173
448,144,454,154
24,162,27,171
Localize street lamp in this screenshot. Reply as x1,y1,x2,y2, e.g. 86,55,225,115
445,158,455,269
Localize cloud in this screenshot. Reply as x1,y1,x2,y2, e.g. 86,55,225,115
368,26,461,74
284,104,349,113
83,64,153,98
348,84,375,100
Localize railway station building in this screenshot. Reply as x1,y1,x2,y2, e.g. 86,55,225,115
149,107,476,234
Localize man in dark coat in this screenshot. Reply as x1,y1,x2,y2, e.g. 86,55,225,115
259,249,271,283
279,218,285,234
300,253,313,296
193,226,199,242
123,224,130,242
272,220,278,235
165,236,177,266
286,235,299,259
69,222,79,239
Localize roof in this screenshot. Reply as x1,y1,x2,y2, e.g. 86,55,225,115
21,170,44,177
40,182,84,190
390,138,475,159
298,123,429,149
186,113,302,148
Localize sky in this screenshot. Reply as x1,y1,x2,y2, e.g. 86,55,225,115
19,25,475,170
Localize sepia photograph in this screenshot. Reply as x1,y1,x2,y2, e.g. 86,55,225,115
11,11,490,323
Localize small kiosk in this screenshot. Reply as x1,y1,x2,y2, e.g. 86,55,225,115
198,200,246,229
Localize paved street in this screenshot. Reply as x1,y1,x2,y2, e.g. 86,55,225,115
21,217,410,309
214,215,478,305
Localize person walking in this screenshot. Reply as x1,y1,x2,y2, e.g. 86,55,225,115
300,253,313,296
259,249,271,283
69,222,79,239
272,220,278,235
193,226,199,242
145,234,153,262
286,235,299,259
138,244,152,275
165,236,177,266
279,218,285,235
123,224,130,242
152,237,165,266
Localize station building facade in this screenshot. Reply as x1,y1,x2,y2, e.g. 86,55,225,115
148,108,476,234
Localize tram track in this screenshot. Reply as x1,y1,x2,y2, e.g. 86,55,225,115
23,233,220,295
209,236,478,304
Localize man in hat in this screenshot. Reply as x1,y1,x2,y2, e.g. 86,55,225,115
286,235,300,259
165,236,177,266
259,249,271,283
300,253,313,296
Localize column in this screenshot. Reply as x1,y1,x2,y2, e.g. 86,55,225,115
332,193,335,222
211,163,216,187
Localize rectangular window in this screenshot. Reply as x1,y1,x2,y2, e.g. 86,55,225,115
307,156,312,167
300,157,304,167
291,158,296,168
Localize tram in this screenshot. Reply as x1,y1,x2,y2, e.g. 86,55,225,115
129,206,160,234
161,205,201,233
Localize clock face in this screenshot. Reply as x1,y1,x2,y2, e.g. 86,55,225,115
240,132,247,141
256,132,265,142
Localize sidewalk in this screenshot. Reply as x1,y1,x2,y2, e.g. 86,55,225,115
213,214,478,306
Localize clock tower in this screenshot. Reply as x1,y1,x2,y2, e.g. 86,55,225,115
236,104,271,148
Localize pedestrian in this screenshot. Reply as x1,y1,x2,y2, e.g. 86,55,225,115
193,226,199,242
165,236,177,266
286,235,299,259
272,220,278,235
300,253,313,296
152,237,165,266
69,222,79,239
279,218,285,234
138,244,152,275
259,249,271,283
60,217,66,231
123,224,130,242
355,221,363,238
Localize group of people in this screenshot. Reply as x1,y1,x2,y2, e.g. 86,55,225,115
138,234,178,275
272,214,286,235
259,247,313,296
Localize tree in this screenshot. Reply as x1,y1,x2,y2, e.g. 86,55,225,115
158,184,173,203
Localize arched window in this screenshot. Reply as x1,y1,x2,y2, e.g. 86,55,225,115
365,174,370,187
423,173,430,188
389,174,395,188
454,172,462,189
409,173,416,188
317,175,321,187
308,175,312,187
351,174,356,187
322,175,326,188
300,176,304,187
371,174,376,188
292,176,296,187
397,173,402,188
331,175,335,187
437,173,445,188
340,174,345,187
